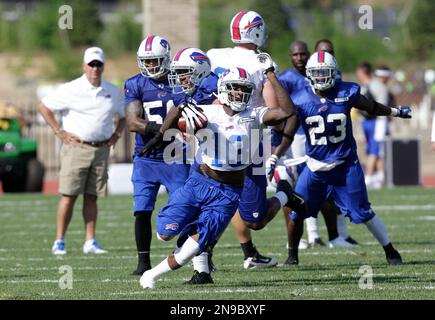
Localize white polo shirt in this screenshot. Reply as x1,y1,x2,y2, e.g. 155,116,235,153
42,74,125,141
432,111,435,143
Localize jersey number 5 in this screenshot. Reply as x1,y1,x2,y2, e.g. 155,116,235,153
142,100,174,124
305,113,347,145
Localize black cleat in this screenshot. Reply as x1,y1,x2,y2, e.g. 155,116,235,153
184,271,214,285
276,180,306,215
345,236,359,245
283,255,299,265
386,249,403,265
309,237,326,248
131,263,151,276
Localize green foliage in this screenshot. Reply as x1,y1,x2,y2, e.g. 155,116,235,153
407,0,435,61
99,14,142,55
67,0,103,46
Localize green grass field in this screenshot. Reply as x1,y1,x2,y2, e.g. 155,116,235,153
1,187,434,300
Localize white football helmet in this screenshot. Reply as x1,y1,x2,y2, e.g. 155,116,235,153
137,35,171,79
168,48,211,95
230,10,266,48
306,51,337,91
218,67,254,112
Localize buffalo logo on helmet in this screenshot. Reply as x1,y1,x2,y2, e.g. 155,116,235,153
160,39,170,50
189,52,210,65
244,16,263,32
164,223,179,231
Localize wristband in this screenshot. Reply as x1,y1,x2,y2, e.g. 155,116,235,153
390,108,399,117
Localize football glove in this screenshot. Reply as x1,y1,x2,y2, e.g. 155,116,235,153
180,103,208,133
139,131,163,157
265,154,279,181
144,121,162,136
395,106,412,119
257,52,275,74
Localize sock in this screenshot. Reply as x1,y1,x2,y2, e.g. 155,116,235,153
306,217,320,243
192,252,210,274
273,191,288,208
147,257,172,279
173,236,200,266
337,214,349,239
240,240,257,259
135,212,152,266
364,215,390,246
288,248,298,261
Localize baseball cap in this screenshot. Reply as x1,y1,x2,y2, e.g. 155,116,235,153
84,47,105,64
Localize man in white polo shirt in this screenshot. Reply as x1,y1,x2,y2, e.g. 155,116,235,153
37,47,125,255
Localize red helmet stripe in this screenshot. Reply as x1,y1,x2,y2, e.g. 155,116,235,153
174,48,188,61
238,67,247,78
145,35,155,51
232,10,249,41
318,50,325,63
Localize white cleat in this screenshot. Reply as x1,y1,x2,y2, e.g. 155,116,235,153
286,239,309,250
328,236,354,248
52,240,66,255
83,240,108,254
140,270,156,289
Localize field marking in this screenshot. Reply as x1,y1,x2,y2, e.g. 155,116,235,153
0,248,433,262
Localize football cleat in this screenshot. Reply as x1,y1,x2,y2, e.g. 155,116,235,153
345,236,359,245
184,271,214,285
309,237,326,248
386,248,403,265
140,270,156,289
52,239,66,255
328,236,354,248
276,180,306,215
243,253,278,270
287,239,308,250
83,240,108,254
283,255,299,266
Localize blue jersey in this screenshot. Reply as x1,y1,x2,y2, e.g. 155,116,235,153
293,80,361,163
124,74,179,160
190,73,218,105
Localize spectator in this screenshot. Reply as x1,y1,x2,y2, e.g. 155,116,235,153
37,47,126,255
356,62,390,189
432,111,435,151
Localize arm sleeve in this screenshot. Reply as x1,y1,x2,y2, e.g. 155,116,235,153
124,79,141,105
432,112,435,142
41,83,70,111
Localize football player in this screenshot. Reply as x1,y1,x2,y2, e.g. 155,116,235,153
273,41,355,258
139,59,297,289
284,51,409,265
205,10,295,271
124,36,192,276
313,39,359,245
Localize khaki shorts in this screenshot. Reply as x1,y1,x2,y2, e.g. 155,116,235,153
59,143,110,197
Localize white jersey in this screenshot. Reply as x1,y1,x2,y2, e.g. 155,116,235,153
195,104,268,171
207,47,277,107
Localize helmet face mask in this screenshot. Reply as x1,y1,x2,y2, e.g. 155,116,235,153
306,51,337,91
137,36,171,79
169,48,211,95
218,68,254,112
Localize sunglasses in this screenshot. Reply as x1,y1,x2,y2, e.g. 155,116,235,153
88,61,104,68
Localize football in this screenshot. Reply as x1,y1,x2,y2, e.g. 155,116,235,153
177,116,187,132
269,165,297,189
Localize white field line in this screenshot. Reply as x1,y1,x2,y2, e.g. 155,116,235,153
0,248,433,262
